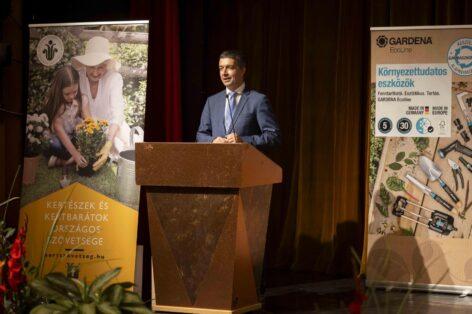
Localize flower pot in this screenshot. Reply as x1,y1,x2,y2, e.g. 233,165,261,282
22,155,41,185
77,160,96,177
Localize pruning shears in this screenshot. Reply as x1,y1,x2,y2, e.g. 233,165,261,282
448,158,465,191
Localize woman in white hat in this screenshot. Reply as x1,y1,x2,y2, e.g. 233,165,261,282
72,36,130,171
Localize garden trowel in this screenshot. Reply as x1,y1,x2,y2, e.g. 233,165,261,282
419,156,460,204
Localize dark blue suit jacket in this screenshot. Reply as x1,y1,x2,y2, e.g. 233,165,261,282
196,89,281,149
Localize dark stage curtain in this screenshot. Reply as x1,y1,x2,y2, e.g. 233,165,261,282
179,0,368,276
131,0,182,142
178,0,472,278
130,0,183,302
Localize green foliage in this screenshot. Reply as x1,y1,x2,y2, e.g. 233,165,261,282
404,158,414,165
395,151,405,162
124,80,147,128
387,162,402,171
0,220,16,264
379,183,392,206
111,43,148,69
375,183,393,217
413,137,429,152
386,176,405,192
30,268,152,314
387,151,416,170
375,203,388,217
111,43,148,128
369,84,385,187
458,82,469,89
400,227,414,236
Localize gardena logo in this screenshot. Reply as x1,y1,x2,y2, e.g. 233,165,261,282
36,35,64,66
376,35,433,48
376,35,388,48
447,38,472,76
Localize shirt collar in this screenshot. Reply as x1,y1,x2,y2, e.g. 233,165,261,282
226,82,245,95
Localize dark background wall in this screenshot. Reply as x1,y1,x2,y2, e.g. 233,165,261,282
1,0,472,291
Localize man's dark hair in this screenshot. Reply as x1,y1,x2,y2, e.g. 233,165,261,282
219,50,247,69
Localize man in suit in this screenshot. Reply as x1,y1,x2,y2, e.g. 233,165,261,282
196,50,280,150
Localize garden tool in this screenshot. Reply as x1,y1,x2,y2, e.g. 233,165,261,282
454,118,464,131
460,181,472,220
116,126,144,208
457,91,472,135
438,140,472,159
461,130,471,143
459,156,472,173
392,196,457,236
419,156,459,203
405,173,455,212
448,159,464,191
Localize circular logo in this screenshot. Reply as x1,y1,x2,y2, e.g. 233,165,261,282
378,117,392,134
397,118,412,134
376,35,388,48
36,35,64,67
447,38,472,76
416,118,433,134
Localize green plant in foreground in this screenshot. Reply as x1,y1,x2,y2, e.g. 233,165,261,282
30,267,152,314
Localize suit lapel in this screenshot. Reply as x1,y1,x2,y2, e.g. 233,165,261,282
215,91,226,133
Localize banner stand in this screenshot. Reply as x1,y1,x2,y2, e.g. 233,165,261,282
367,25,472,293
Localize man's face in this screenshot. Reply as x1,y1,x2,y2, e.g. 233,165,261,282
86,61,108,82
219,57,245,90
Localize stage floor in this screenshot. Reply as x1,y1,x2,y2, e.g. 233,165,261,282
153,277,472,313
263,279,472,313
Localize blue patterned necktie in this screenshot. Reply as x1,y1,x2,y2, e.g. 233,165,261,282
225,91,236,134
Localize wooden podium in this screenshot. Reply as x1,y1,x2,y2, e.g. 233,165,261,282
136,143,282,313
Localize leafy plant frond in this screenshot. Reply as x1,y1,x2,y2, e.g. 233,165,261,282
31,267,150,313
88,267,121,297
44,272,82,299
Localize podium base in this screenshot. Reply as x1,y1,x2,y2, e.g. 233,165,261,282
153,303,262,313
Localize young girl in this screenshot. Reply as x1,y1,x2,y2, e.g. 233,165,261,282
45,65,91,173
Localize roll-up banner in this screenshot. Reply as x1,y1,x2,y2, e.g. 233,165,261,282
20,21,149,283
368,26,472,293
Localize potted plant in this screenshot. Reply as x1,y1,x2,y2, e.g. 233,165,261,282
23,113,50,185
30,268,153,313
75,118,108,177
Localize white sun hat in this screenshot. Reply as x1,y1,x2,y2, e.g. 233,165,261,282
72,36,120,71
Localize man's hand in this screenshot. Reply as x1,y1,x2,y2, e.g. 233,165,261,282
212,137,228,144
225,133,242,143
93,141,112,171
